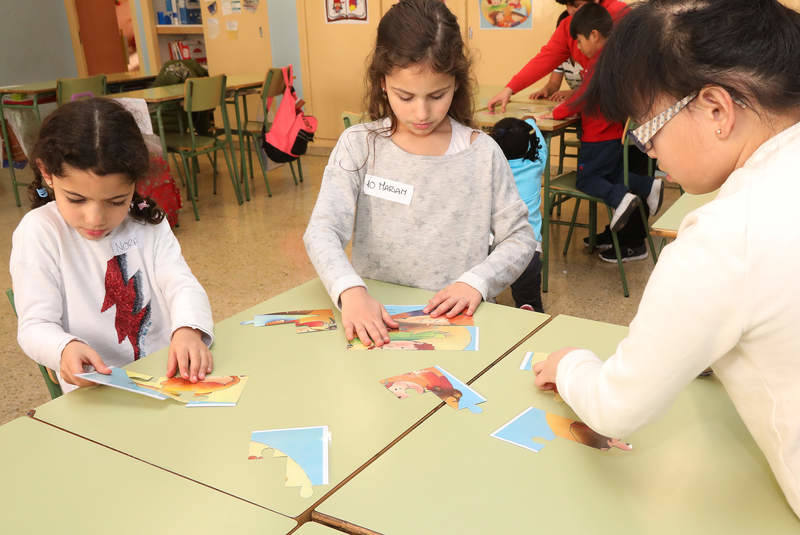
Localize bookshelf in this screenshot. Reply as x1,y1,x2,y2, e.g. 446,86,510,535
149,0,206,68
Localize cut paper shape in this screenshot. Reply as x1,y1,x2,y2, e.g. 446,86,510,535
381,366,486,413
492,407,632,453
386,305,475,327
241,309,337,334
130,375,249,407
78,367,169,400
519,351,548,370
249,426,330,498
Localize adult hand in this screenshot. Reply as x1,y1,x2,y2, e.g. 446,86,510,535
167,327,213,382
340,286,399,347
533,346,577,392
60,340,111,387
423,282,482,318
487,87,513,113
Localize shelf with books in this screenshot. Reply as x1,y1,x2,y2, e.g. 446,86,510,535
156,24,204,35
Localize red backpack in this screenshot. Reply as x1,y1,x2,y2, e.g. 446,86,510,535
262,65,317,163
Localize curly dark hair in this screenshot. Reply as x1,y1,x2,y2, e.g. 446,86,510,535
29,98,164,225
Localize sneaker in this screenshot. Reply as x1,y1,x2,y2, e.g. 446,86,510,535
647,178,664,215
519,304,535,311
583,228,613,251
609,193,640,233
599,243,648,263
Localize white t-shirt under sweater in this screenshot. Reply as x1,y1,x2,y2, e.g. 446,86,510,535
10,202,214,393
303,117,537,306
556,120,800,518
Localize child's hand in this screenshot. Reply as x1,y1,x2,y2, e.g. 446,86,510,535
424,282,482,318
167,327,213,383
535,112,554,121
533,347,578,392
60,340,111,387
528,88,552,100
340,286,399,347
549,90,573,102
487,87,513,113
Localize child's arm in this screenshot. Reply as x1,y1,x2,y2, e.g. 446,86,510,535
452,145,538,303
10,217,93,383
153,221,214,382
535,216,747,438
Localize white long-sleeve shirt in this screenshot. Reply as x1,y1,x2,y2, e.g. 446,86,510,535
557,120,800,518
10,203,214,393
303,119,537,306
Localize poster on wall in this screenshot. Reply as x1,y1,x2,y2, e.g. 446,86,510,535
326,0,368,23
479,0,532,29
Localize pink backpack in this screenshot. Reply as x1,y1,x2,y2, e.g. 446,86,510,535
262,65,317,163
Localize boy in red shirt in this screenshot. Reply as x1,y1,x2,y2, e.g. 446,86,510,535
542,3,663,259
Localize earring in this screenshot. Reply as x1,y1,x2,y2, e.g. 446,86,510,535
715,129,722,135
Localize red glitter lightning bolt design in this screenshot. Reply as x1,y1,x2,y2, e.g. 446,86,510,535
101,254,151,360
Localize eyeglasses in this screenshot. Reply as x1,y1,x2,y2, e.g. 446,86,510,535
627,93,698,153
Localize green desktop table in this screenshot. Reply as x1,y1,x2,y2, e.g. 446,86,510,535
317,315,800,534
1,417,296,534
31,278,548,519
651,190,717,240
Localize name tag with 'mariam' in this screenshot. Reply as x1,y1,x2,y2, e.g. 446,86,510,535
363,174,414,206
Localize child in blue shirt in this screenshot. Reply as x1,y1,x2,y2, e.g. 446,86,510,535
491,117,547,312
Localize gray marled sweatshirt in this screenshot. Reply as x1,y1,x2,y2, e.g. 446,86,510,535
303,119,537,306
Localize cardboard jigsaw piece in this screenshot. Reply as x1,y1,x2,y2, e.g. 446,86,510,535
380,365,486,413
248,442,314,498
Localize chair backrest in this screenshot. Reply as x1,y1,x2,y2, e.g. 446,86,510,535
341,111,366,129
184,74,226,113
5,289,63,399
254,68,287,129
56,74,107,106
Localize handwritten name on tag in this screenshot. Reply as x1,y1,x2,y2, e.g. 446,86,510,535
111,236,139,256
363,174,414,206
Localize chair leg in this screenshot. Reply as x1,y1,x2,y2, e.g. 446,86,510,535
221,144,244,205
170,153,187,189
205,153,217,195
639,203,659,264
288,160,299,185
563,198,581,256
180,153,200,221
252,134,272,197
604,206,630,297
542,191,555,293
296,157,304,183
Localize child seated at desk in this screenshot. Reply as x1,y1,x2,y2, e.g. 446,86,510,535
490,117,547,313
10,98,215,393
542,3,663,262
304,0,536,348
535,0,800,518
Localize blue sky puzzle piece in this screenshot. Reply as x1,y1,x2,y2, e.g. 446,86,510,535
250,426,329,486
491,407,555,453
435,366,486,413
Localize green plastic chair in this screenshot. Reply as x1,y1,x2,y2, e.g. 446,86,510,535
164,74,243,220
341,110,366,128
234,68,306,198
56,74,107,105
541,122,658,298
5,289,63,399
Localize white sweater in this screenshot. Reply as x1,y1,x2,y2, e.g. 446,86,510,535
557,121,800,518
10,203,214,393
303,119,537,306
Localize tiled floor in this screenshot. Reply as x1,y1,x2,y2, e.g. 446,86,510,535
0,151,679,425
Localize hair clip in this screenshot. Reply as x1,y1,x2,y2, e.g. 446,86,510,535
36,187,49,198
137,200,149,210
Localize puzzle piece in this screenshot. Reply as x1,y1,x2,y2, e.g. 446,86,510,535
492,407,632,453
380,366,486,413
130,375,248,407
386,305,475,326
77,368,169,400
240,309,337,334
521,351,564,403
249,426,330,498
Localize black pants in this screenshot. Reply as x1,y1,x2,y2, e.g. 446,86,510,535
511,251,543,312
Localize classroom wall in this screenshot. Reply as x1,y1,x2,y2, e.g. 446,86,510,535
267,1,304,99
0,2,78,86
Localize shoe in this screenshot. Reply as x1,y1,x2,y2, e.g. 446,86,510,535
599,243,648,263
647,178,664,215
519,304,534,311
609,193,640,233
583,228,613,251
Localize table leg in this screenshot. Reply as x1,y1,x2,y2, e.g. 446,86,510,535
231,89,250,201
542,131,553,293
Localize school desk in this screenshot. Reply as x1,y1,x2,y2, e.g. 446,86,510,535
651,190,718,240
316,314,800,534
294,521,349,534
29,278,548,519
0,417,297,534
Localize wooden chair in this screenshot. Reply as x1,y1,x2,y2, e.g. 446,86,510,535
164,74,242,220
541,123,658,297
235,68,305,198
56,75,107,105
5,289,63,400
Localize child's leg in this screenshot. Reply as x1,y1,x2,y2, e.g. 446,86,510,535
511,251,544,312
575,141,629,208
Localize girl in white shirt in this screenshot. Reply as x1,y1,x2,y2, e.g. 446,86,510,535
11,98,214,393
534,0,800,518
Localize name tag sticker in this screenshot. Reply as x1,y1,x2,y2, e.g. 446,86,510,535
111,236,139,256
363,174,414,206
